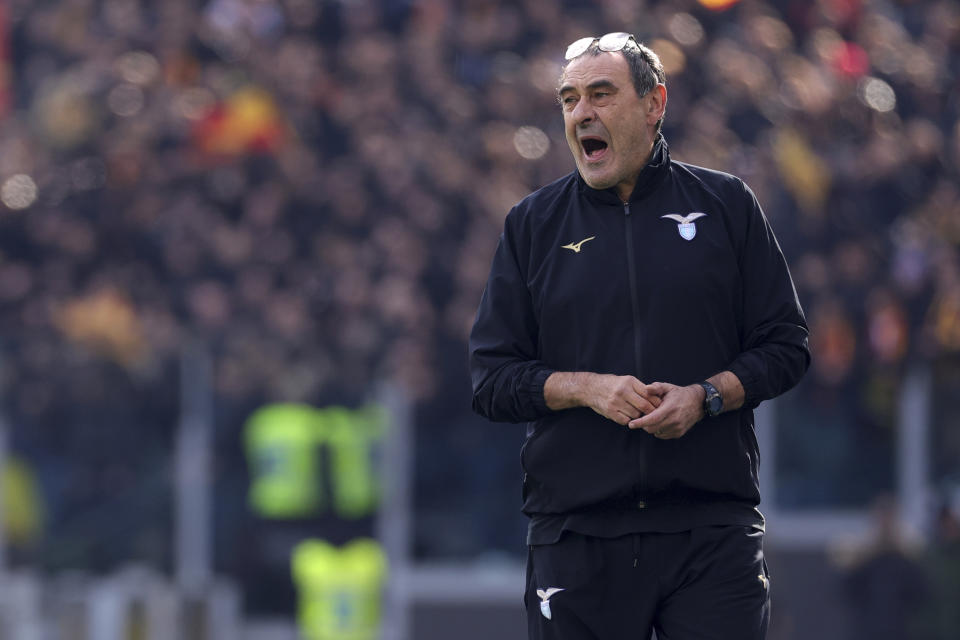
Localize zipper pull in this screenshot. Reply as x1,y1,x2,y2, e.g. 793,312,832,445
623,202,631,216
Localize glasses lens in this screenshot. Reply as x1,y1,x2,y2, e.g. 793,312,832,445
597,32,632,52
565,36,597,60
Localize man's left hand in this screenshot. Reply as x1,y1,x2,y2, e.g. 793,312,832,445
627,382,704,439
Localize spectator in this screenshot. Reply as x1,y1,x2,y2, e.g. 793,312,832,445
916,496,960,640
840,496,929,640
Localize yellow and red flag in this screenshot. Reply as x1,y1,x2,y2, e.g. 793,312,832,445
192,86,288,157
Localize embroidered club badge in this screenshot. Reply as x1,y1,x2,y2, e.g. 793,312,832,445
537,588,565,620
661,212,707,241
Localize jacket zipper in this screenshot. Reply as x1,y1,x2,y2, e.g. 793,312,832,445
624,201,648,503
623,202,643,376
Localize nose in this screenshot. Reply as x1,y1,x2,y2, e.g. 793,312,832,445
571,98,595,126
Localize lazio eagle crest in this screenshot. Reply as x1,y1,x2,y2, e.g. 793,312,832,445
661,212,707,240
537,587,565,620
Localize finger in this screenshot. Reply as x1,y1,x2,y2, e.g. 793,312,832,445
628,407,665,431
621,399,643,418
635,386,665,412
634,396,659,415
631,379,664,402
624,395,657,416
645,382,671,396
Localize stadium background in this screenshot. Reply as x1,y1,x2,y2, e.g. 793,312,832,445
0,0,958,638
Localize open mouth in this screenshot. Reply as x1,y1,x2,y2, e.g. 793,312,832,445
581,137,608,160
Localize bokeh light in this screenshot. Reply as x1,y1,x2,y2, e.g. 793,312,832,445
668,13,705,47
115,51,160,85
651,39,686,76
513,126,550,160
749,15,794,52
1,174,38,210
107,83,145,117
171,87,217,121
859,76,897,112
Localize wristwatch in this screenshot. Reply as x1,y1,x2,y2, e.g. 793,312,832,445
698,381,723,417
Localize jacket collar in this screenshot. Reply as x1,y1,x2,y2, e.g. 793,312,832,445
577,134,671,206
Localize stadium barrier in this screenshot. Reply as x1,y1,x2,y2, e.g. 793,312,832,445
0,566,240,640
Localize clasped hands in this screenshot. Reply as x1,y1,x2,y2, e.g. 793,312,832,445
584,374,705,440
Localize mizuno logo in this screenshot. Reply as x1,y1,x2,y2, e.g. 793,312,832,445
537,587,565,620
561,236,595,253
661,212,707,241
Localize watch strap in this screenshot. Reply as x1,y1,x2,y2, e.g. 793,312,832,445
698,381,722,417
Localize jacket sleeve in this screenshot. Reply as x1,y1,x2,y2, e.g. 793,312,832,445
469,210,556,423
726,181,811,409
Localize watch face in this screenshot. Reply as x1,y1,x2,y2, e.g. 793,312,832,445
707,394,723,416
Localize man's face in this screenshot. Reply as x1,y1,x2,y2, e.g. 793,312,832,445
559,51,662,201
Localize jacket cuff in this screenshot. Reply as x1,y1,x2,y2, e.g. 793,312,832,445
727,362,760,410
525,367,556,416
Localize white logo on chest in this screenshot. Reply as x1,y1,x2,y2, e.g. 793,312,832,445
661,212,707,240
536,587,565,620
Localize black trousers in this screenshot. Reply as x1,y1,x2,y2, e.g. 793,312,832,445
524,526,770,640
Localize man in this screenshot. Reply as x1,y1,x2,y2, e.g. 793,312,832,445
469,33,809,640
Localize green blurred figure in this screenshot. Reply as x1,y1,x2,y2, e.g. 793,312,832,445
246,403,325,519
291,538,387,640
2,455,45,562
245,403,386,520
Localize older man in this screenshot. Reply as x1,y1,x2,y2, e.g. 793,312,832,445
470,33,809,639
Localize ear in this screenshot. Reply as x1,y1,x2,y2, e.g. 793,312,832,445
646,84,667,126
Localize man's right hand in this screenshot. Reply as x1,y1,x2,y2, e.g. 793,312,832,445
544,372,662,425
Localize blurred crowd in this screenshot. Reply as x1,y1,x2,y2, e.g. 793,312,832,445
0,0,958,615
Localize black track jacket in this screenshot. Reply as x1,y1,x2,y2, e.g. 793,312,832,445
469,136,810,544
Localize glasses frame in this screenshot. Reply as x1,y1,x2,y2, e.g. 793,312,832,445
564,32,637,61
